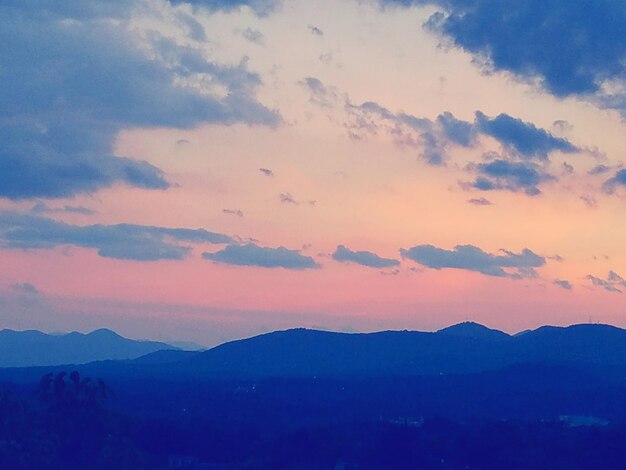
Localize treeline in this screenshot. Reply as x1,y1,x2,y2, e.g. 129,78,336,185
1,372,626,469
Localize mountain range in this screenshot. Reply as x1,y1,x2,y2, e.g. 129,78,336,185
2,321,625,382
0,328,176,367
169,322,626,379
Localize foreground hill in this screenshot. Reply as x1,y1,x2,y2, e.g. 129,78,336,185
0,328,176,367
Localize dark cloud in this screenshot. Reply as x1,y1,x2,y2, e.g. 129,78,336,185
552,120,573,132
437,112,475,147
169,0,279,16
302,77,341,108
580,195,598,208
308,25,324,36
279,193,316,206
259,168,274,177
332,245,400,268
383,0,626,114
319,51,334,64
553,279,572,290
31,202,95,216
203,243,320,269
0,1,278,200
10,283,40,295
603,169,626,193
241,27,265,45
0,211,231,261
467,197,492,206
306,78,576,167
468,159,554,196
345,101,445,165
562,162,574,175
587,271,626,293
279,193,298,204
380,268,401,276
223,208,244,217
400,243,545,278
608,271,626,283
3,281,44,310
475,112,578,159
588,164,612,175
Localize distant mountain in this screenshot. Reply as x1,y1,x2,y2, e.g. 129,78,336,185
437,321,510,341
0,328,176,367
2,323,626,383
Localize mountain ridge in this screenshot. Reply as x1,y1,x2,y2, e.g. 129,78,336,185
0,328,177,367
2,322,626,381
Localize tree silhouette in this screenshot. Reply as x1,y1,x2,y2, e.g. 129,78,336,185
36,371,112,411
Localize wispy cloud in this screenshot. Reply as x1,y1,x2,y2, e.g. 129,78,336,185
553,279,572,290
223,209,244,217
587,271,626,293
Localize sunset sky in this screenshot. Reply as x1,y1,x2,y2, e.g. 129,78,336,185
2,0,626,346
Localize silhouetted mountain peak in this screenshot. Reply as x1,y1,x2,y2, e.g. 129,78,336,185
0,328,176,367
437,322,510,341
86,328,123,339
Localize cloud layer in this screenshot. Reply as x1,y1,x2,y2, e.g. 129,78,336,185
384,0,626,114
0,212,231,261
0,1,278,200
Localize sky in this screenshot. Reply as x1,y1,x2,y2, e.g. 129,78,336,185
1,0,626,346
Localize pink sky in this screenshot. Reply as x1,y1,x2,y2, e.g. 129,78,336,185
1,0,626,346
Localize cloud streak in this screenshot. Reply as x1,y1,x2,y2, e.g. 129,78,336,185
0,211,231,261
475,112,578,160
400,244,545,278
203,243,320,269
304,77,577,168
332,245,400,268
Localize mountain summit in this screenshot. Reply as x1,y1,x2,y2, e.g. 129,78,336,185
436,321,510,341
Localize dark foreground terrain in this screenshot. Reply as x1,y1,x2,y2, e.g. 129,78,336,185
1,323,626,469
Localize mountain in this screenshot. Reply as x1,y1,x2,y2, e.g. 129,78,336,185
510,324,626,365
0,328,176,367
169,323,626,380
437,321,510,341
173,328,506,378
2,322,626,383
